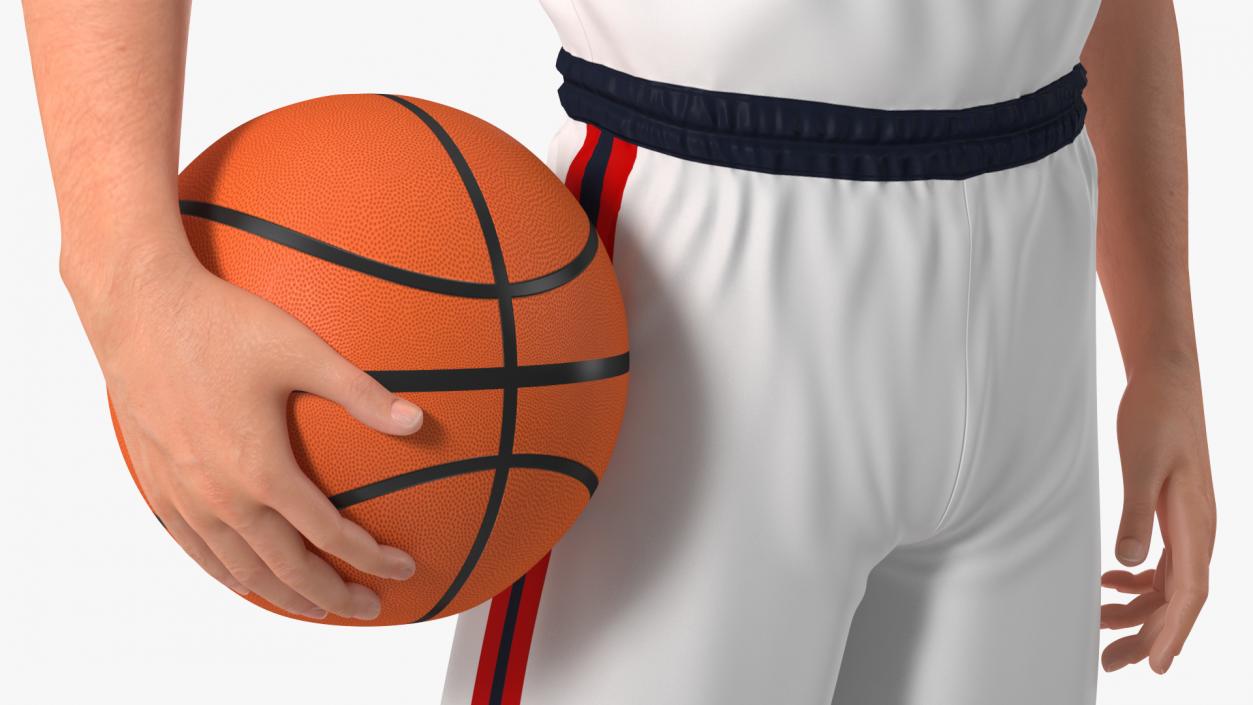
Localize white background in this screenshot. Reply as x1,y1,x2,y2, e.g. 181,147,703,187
1,2,1249,703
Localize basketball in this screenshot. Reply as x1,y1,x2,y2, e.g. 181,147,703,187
108,94,629,626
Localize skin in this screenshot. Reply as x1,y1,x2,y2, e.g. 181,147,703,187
23,0,422,622
1082,0,1216,676
24,0,1214,672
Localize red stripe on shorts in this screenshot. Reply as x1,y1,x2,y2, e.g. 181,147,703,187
595,139,638,259
470,588,512,705
563,124,601,200
469,121,634,705
498,553,550,703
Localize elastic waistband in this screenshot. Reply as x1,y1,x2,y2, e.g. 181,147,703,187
555,49,1088,181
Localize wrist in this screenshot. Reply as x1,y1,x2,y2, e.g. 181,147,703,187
59,213,200,320
1125,349,1201,390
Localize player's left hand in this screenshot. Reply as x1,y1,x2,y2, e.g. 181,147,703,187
1099,361,1216,674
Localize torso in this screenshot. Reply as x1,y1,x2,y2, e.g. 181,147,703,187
540,0,1101,109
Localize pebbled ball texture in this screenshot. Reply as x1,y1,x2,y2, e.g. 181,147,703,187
109,94,629,626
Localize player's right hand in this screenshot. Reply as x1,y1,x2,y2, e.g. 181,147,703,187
65,228,422,621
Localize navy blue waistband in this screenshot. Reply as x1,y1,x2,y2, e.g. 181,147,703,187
555,49,1087,181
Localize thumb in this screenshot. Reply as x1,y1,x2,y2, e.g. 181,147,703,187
297,340,424,437
1115,470,1163,566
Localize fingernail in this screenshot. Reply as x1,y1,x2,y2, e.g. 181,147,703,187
1116,538,1145,563
391,553,417,580
230,585,250,596
305,608,327,620
390,399,423,429
357,600,381,621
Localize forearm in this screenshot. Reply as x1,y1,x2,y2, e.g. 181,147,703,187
23,0,192,299
1081,0,1195,381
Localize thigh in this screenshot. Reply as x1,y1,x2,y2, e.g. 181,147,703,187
832,501,1099,705
833,135,1102,705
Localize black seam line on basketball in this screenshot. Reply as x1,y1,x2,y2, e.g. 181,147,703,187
328,454,598,509
491,576,526,705
381,94,521,624
178,200,598,299
367,352,629,392
578,128,616,221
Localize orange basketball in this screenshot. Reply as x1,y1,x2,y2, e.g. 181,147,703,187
109,94,629,625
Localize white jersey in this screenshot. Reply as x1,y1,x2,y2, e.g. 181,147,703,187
540,0,1101,108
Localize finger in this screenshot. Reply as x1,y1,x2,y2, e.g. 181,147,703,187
1101,591,1166,629
157,503,249,595
291,331,423,436
131,448,247,595
1100,569,1156,594
1102,610,1166,672
1150,481,1212,673
1114,469,1164,567
1102,632,1152,672
228,506,382,621
1149,591,1204,674
188,512,327,620
256,454,416,581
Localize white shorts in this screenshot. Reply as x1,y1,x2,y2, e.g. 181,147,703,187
442,51,1101,705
